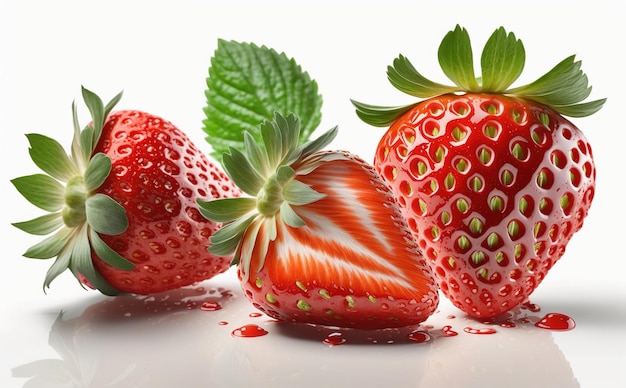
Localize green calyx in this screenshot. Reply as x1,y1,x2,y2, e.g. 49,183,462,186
197,112,337,280
352,25,606,126
11,87,134,295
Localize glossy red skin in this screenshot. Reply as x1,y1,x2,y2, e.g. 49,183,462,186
374,94,595,319
92,110,240,294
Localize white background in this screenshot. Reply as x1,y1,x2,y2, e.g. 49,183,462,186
2,1,625,387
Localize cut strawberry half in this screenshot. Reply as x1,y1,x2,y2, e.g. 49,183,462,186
198,112,439,329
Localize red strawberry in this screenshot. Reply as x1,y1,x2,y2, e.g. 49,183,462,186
352,26,605,319
12,87,240,295
197,112,439,329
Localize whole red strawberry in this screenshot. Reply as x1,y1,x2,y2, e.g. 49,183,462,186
198,112,439,329
352,26,605,319
12,87,240,295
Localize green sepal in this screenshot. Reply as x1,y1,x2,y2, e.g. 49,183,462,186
208,213,258,256
12,213,63,236
85,194,128,235
480,27,525,91
11,174,65,212
84,153,112,192
26,133,78,182
201,112,337,280
43,246,71,291
197,197,257,223
353,24,605,124
283,179,325,206
279,202,305,228
387,55,459,98
23,227,73,259
90,229,135,270
438,25,480,91
351,100,418,128
222,147,265,196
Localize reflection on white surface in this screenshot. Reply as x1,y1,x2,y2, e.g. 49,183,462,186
11,270,579,388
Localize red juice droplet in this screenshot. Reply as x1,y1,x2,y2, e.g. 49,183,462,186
535,313,576,331
499,320,516,328
442,325,458,337
521,301,541,312
323,333,346,346
232,324,268,338
218,321,229,326
408,330,431,343
463,327,497,335
249,312,263,318
200,301,222,311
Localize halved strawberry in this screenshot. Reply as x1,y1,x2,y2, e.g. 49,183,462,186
12,87,239,295
197,112,439,329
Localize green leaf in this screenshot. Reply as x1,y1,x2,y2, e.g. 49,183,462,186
84,153,111,192
203,39,323,160
438,25,480,91
197,197,257,223
480,27,525,92
13,213,63,235
90,229,135,270
68,225,97,288
23,227,73,259
26,133,77,182
85,194,128,235
12,174,65,212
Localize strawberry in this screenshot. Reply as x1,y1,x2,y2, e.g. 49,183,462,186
12,87,239,295
352,26,605,319
197,112,439,329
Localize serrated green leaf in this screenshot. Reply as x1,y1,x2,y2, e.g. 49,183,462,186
12,213,63,235
85,194,128,235
84,153,112,192
90,229,135,270
438,25,480,91
197,197,257,223
203,39,322,160
481,27,525,92
26,133,77,182
12,174,65,212
23,227,73,259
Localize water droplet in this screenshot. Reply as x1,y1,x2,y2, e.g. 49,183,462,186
200,301,222,311
463,327,497,335
535,313,576,331
232,324,268,338
407,330,431,343
323,332,346,346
